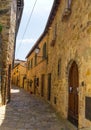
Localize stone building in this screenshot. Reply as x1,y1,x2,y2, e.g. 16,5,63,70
12,60,26,88
14,59,25,67
26,34,48,95
26,0,91,129
0,0,24,105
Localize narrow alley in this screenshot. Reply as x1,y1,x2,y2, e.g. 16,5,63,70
0,86,75,130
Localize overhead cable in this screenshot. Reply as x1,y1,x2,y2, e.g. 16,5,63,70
16,0,37,55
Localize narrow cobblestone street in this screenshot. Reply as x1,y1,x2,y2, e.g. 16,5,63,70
0,86,76,130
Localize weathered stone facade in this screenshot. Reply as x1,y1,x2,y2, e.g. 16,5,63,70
47,1,91,130
26,0,91,129
12,61,26,88
0,0,24,105
26,35,48,95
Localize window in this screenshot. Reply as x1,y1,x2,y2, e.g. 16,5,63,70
36,78,39,86
34,54,37,66
27,79,30,86
43,42,46,59
30,79,33,87
27,61,30,70
29,61,31,69
28,58,33,69
34,77,39,86
31,58,33,68
58,59,61,77
29,59,33,69
50,23,57,47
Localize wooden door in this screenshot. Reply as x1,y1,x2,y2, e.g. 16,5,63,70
34,78,36,94
7,64,11,103
68,61,79,126
41,74,44,97
47,73,51,101
23,77,26,88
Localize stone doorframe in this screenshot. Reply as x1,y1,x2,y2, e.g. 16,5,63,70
65,59,81,127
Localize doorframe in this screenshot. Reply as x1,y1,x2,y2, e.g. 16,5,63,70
41,74,45,97
47,73,51,101
66,60,79,127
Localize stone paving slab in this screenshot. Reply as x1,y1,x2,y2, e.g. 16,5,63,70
0,86,77,130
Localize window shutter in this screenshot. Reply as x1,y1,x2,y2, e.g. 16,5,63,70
43,43,46,59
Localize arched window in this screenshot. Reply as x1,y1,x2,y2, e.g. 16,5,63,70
34,54,37,66
43,42,46,59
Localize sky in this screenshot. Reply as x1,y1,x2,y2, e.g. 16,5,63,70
15,0,54,60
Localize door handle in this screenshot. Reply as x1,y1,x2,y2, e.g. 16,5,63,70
76,87,79,94
69,86,73,93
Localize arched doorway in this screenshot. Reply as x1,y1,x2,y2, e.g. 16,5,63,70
68,61,79,126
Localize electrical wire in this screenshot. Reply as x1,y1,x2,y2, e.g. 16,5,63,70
16,0,37,55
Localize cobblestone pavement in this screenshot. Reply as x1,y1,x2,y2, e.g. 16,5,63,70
0,86,76,130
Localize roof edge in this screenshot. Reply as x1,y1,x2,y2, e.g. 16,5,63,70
26,0,60,58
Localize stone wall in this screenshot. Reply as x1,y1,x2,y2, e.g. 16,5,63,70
0,0,24,105
26,0,91,129
26,35,48,96
0,0,19,105
0,0,12,105
47,0,91,129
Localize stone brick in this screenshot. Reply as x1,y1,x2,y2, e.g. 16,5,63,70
0,0,24,105
26,0,91,129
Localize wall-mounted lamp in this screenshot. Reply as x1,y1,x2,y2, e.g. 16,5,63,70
35,47,40,54
35,46,48,61
35,47,43,57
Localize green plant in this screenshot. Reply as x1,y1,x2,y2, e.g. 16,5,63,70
0,24,2,32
